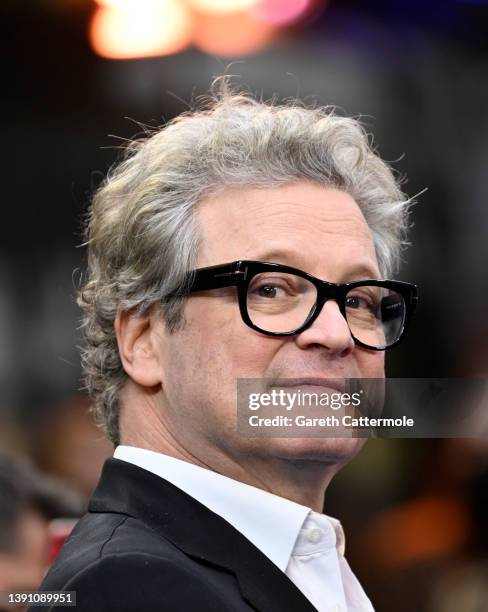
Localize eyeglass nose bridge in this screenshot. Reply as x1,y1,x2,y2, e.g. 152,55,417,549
300,281,350,333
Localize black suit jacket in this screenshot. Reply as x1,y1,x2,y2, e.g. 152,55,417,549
35,458,318,611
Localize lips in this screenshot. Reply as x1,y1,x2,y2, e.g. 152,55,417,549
270,377,346,394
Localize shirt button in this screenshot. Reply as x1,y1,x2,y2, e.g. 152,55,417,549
307,528,323,544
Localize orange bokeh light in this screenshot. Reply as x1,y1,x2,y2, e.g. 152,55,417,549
251,0,311,26
192,11,275,57
187,0,259,15
90,0,193,60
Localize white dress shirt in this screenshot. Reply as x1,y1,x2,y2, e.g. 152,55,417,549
113,445,374,612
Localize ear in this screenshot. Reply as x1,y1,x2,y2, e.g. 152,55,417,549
115,308,163,388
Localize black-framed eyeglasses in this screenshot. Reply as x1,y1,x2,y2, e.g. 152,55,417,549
174,260,418,351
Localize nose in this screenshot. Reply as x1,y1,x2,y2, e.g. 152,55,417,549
294,299,354,357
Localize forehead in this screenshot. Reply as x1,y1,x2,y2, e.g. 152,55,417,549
197,181,380,281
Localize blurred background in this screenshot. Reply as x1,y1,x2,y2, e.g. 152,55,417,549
1,0,487,610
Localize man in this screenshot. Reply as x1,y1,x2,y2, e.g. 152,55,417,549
0,453,82,611
36,85,417,611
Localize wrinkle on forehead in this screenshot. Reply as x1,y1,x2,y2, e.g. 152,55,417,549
249,200,371,238
197,182,379,279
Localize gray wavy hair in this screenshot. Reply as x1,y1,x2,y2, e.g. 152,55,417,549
79,83,413,445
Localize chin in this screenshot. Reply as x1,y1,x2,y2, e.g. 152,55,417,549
272,437,367,465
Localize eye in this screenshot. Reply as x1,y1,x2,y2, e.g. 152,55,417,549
346,294,377,311
255,284,286,298
346,295,367,309
257,285,279,298
249,274,299,299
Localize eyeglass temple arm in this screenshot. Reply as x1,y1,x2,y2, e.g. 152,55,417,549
190,261,246,293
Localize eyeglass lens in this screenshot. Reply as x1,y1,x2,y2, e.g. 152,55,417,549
246,272,406,348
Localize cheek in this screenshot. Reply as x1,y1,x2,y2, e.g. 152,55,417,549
162,303,281,440
355,349,385,378
181,297,280,379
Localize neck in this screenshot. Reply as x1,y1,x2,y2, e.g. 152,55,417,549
119,392,350,513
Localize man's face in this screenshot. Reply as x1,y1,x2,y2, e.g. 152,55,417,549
155,182,384,468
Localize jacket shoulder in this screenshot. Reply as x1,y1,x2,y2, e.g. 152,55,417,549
37,512,243,611
41,512,188,591
38,550,239,612
41,511,187,584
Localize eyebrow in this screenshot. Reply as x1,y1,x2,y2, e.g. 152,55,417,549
249,247,382,281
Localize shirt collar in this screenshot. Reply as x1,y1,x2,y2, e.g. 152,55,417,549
293,511,346,557
114,445,312,571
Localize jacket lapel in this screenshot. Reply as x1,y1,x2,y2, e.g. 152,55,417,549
89,458,317,612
